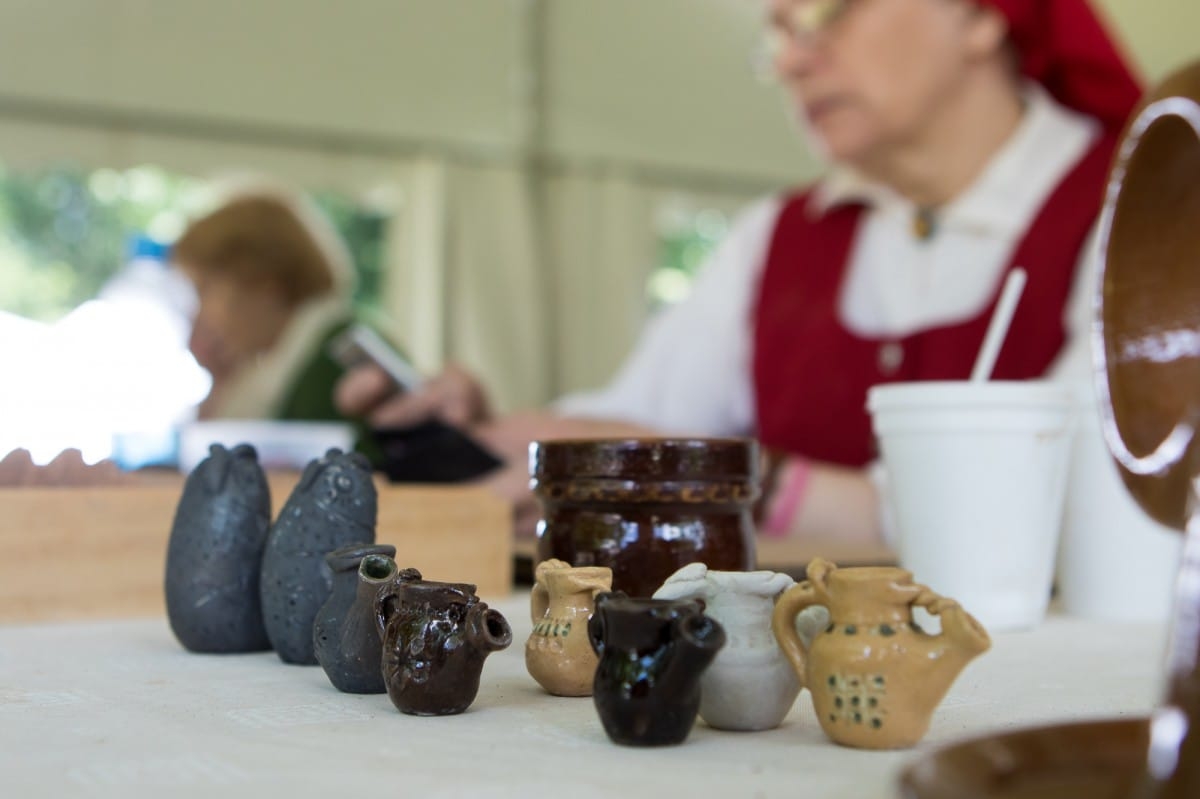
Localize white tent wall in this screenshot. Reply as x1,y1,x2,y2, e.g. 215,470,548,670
0,0,1192,411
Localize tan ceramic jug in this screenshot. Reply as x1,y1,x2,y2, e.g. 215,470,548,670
526,559,613,696
772,557,990,749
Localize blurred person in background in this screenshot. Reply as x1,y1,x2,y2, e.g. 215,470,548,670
0,184,379,485
339,0,1143,542
174,187,356,424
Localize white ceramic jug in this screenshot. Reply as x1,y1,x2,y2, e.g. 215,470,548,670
654,563,805,731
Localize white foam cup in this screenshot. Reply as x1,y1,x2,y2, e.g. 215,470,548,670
1058,384,1182,621
868,381,1075,631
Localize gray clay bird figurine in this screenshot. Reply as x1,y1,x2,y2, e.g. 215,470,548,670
260,448,377,665
165,443,273,653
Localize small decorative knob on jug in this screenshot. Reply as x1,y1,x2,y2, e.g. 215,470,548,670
771,557,990,749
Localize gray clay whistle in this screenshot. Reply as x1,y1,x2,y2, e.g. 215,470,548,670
165,443,272,653
261,448,377,665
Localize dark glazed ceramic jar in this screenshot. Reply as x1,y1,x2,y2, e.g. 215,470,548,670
313,543,398,694
374,570,512,716
260,449,377,665
588,592,725,746
165,443,272,653
532,438,759,597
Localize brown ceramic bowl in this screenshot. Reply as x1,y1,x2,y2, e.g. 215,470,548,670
1096,62,1200,531
531,438,758,597
898,717,1149,799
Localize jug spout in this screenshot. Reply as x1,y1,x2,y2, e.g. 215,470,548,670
469,602,514,654
936,597,992,660
664,612,726,686
912,593,991,709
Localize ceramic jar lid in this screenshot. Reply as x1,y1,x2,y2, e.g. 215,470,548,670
531,438,759,484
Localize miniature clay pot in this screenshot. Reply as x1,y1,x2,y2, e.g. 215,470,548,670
588,592,726,746
653,563,802,731
532,438,758,597
260,449,377,665
374,569,512,716
313,544,398,694
525,559,612,697
165,443,272,653
772,557,990,749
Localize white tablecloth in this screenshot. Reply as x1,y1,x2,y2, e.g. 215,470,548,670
0,593,1165,799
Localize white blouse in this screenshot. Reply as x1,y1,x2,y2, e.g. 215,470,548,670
556,88,1101,437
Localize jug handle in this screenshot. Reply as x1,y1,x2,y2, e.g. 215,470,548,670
588,592,622,657
531,581,550,623
912,589,991,656
373,567,423,637
374,581,400,638
771,581,821,691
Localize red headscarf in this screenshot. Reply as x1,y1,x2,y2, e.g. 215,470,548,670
981,0,1143,133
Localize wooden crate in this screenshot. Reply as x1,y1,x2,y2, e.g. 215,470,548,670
0,473,511,624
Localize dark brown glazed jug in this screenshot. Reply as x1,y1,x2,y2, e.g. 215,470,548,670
374,569,512,716
588,592,726,746
532,438,758,597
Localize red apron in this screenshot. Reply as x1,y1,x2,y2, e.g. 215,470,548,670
752,135,1117,467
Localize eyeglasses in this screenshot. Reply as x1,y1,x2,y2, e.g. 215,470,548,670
754,0,860,79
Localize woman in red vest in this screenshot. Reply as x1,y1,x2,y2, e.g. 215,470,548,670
339,0,1143,543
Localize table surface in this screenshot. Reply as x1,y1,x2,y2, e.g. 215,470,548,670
0,593,1165,799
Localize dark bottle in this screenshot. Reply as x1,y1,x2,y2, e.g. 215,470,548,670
261,449,377,665
165,443,272,653
313,543,398,693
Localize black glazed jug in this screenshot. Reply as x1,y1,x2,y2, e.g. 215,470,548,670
588,592,726,746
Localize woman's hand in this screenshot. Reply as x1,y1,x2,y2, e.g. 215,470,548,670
335,363,493,429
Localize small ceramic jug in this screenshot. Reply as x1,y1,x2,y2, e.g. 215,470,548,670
374,569,512,716
772,557,991,749
588,592,726,746
526,559,612,697
653,563,801,731
260,449,377,665
313,543,398,694
165,443,272,653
